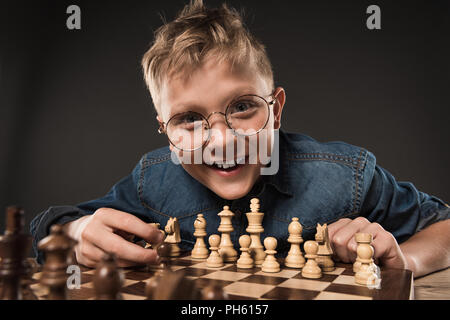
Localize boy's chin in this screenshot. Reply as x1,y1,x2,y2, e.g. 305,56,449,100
210,185,252,200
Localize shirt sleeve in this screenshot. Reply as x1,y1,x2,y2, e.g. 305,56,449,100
29,155,147,264
360,164,450,243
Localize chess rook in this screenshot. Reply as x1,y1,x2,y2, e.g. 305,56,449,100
218,206,238,262
245,198,266,265
353,232,369,273
354,233,378,285
191,214,209,260
0,206,32,300
285,217,305,269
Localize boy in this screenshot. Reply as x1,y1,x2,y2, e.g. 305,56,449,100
30,0,449,277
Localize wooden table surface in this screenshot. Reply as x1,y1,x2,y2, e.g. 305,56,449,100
414,267,450,300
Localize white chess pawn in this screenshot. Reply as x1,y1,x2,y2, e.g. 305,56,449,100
285,217,305,269
301,240,322,279
206,235,224,268
191,214,209,260
237,235,254,269
261,237,280,273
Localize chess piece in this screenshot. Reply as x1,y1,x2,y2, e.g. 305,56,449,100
237,235,254,269
315,223,335,272
206,235,224,268
285,217,305,269
158,242,173,272
261,237,280,273
353,233,369,273
218,206,238,262
301,240,322,279
20,258,39,300
146,243,171,299
38,224,77,299
245,198,266,265
202,284,229,300
354,233,378,286
152,270,201,300
93,253,124,300
146,239,172,272
164,217,181,257
0,206,32,300
144,223,164,250
191,214,209,260
145,274,161,300
146,243,201,300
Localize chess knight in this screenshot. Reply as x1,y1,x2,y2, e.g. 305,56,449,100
315,223,335,272
164,217,181,257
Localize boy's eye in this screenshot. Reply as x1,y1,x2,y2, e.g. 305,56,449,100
170,112,205,129
228,100,258,118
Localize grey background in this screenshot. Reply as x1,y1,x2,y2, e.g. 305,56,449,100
1,0,449,234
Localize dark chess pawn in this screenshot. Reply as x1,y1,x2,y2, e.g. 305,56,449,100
0,206,32,300
145,243,172,300
38,224,77,300
146,243,202,300
157,242,172,272
93,253,124,300
202,284,229,300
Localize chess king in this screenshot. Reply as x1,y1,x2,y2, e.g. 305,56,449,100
30,0,449,278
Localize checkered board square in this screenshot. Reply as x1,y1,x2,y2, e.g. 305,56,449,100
24,255,413,300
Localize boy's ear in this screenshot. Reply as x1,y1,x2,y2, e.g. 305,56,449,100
272,87,286,130
156,115,174,151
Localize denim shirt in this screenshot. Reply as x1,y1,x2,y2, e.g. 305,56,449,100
30,130,449,263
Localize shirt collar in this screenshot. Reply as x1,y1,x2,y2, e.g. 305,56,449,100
259,129,293,197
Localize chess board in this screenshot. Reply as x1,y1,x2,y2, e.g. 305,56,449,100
24,255,414,300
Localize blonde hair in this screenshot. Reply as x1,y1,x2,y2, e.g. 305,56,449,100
141,0,274,114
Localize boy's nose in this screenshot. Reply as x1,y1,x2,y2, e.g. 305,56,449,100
206,114,235,156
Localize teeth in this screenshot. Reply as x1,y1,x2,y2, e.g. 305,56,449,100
236,157,246,164
214,160,237,169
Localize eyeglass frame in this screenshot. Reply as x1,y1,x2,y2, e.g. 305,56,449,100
157,92,278,152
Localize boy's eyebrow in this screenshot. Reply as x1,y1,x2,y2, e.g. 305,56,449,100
170,86,259,116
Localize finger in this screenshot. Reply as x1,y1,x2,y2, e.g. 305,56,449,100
347,223,386,261
76,255,98,268
117,258,143,268
327,218,352,240
78,241,106,263
93,230,159,264
360,223,405,268
96,208,164,244
330,217,371,263
328,219,352,261
114,229,136,242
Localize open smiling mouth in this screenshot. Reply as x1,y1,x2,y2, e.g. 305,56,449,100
203,156,248,175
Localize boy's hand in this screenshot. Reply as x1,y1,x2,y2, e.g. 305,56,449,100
328,217,408,270
63,208,164,268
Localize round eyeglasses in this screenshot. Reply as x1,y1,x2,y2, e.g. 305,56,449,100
158,94,276,152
